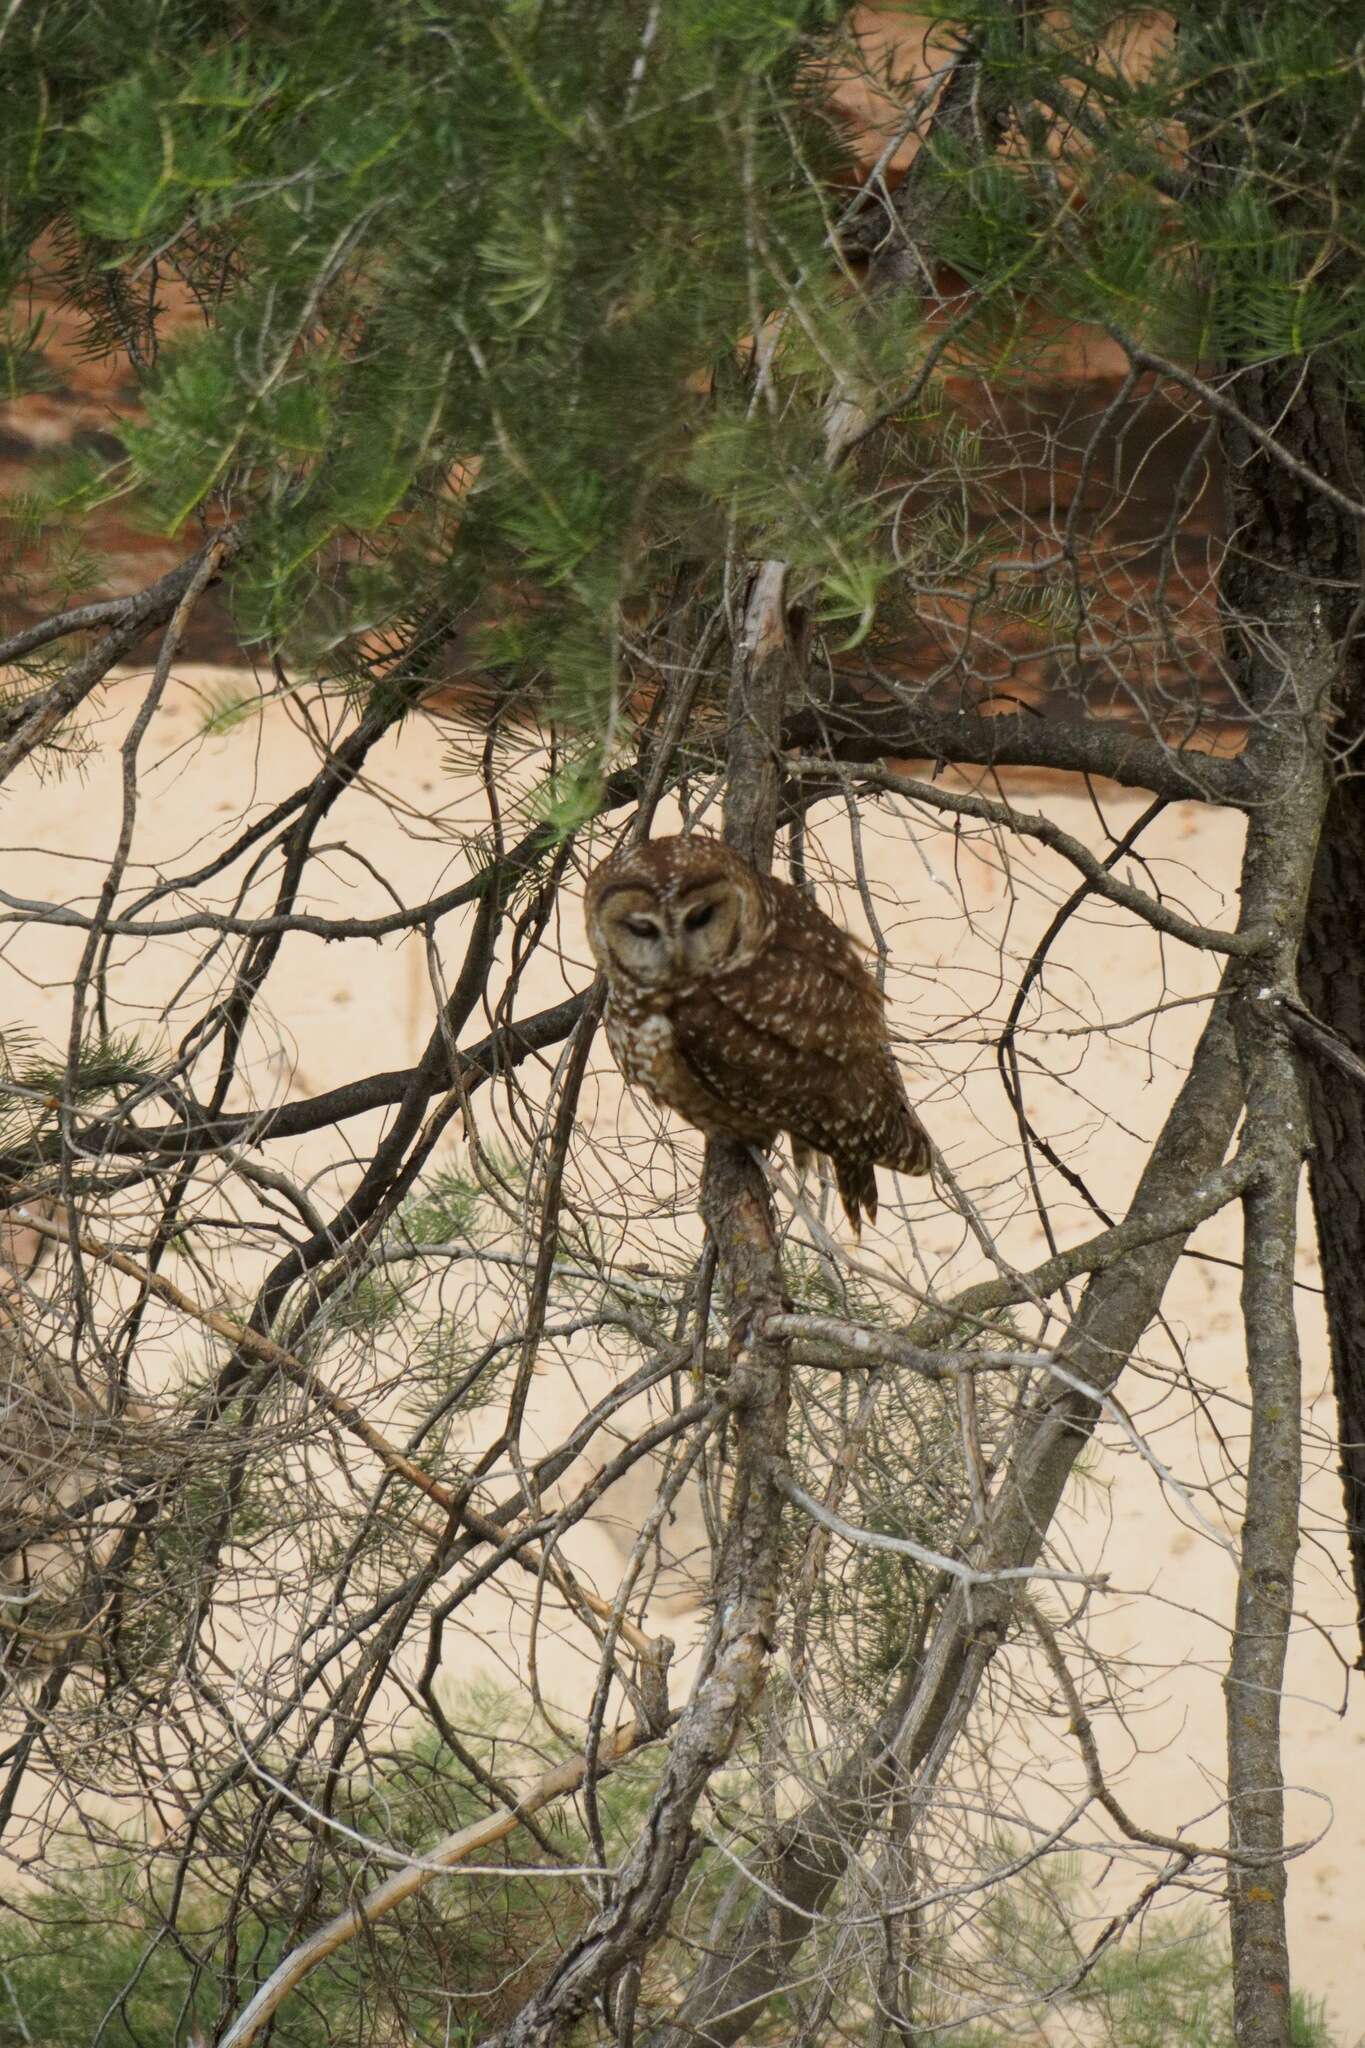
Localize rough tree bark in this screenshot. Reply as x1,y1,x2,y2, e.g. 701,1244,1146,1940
1223,656,1328,2048
1190,0,1365,1674
1210,345,1352,2047
1300,734,1365,1666
1218,357,1365,1686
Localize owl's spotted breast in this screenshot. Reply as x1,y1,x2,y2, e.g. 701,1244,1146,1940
586,834,932,1227
605,994,776,1146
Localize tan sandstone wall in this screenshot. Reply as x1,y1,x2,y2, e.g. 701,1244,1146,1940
0,667,1359,2033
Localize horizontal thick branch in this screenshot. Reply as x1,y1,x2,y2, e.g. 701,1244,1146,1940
784,701,1257,807
761,1310,1050,1378
0,591,185,669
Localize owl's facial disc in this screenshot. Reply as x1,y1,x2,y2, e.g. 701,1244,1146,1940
597,887,676,988
677,880,745,976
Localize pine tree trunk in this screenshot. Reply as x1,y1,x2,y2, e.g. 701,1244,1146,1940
1220,360,1365,1668
1299,736,1365,1665
1215,354,1358,2048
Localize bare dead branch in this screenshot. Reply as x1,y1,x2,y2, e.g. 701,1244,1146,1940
1025,1600,1298,1868
219,1715,670,2048
0,531,240,785
789,758,1266,954
771,1465,1107,1591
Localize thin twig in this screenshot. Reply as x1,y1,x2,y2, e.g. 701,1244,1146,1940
11,1209,669,1660
787,759,1266,956
771,1466,1108,1592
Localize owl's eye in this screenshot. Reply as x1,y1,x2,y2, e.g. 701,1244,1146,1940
623,915,661,940
684,902,717,931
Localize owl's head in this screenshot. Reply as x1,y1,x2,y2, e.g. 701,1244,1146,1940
585,836,773,993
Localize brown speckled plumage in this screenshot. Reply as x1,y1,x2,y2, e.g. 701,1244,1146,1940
585,835,931,1228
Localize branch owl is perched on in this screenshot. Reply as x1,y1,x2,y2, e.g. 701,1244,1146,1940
585,834,931,1229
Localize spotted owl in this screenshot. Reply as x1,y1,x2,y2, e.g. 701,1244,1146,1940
585,834,931,1228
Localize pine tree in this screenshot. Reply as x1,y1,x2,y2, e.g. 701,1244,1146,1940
2,7,1364,2048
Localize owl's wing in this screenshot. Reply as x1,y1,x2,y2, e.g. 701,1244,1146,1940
668,984,842,1153
720,880,893,1071
671,940,924,1180
759,873,882,995
751,880,930,1175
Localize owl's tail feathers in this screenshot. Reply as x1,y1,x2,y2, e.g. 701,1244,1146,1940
888,1106,933,1179
835,1113,934,1235
834,1156,879,1236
